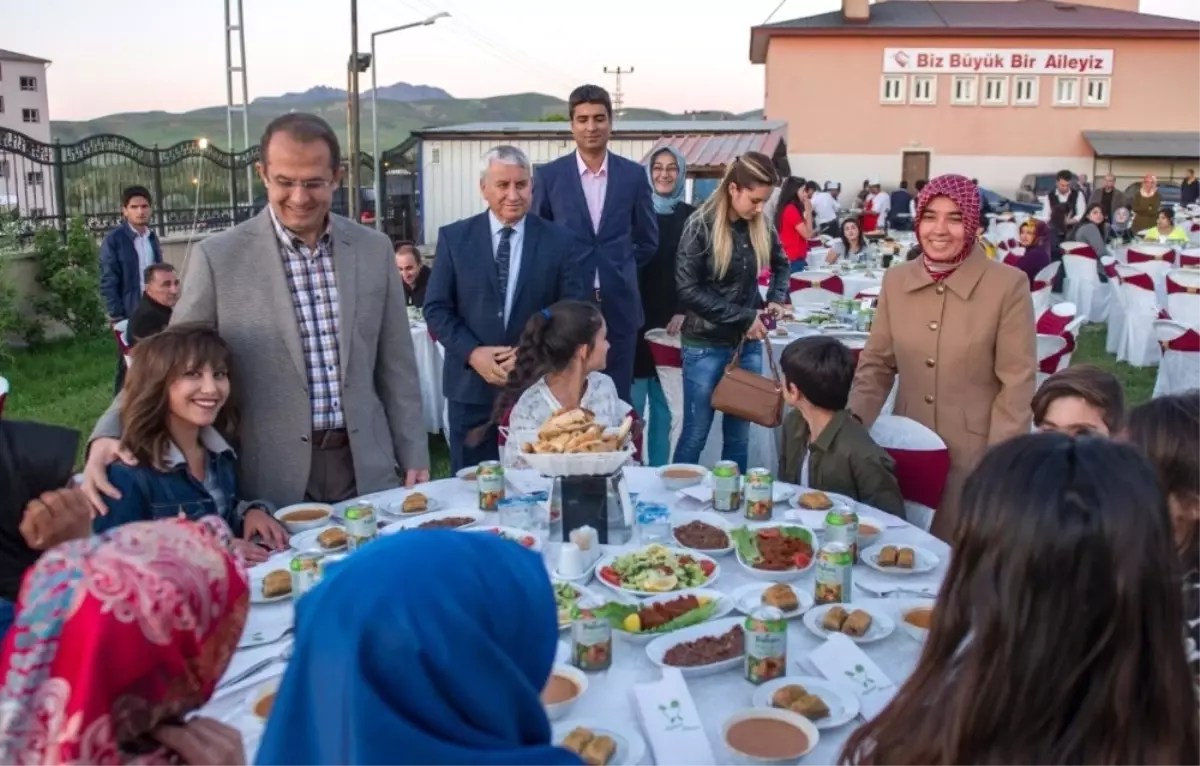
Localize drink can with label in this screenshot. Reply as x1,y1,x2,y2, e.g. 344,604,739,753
478,461,505,511
344,504,377,552
743,468,774,521
744,605,787,684
289,551,324,599
823,504,860,560
814,541,854,605
571,596,613,672
712,461,742,513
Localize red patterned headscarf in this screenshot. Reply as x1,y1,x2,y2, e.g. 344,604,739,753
915,174,982,281
0,517,249,765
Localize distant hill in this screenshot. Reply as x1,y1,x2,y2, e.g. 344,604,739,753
48,87,756,153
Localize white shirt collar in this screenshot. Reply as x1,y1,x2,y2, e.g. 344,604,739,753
576,150,609,177
163,427,235,469
487,210,526,236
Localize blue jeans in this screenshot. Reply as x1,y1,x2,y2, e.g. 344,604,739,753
673,342,763,473
789,258,808,274
0,598,14,642
630,376,671,467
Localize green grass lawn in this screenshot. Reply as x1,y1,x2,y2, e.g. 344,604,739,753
1,325,1150,472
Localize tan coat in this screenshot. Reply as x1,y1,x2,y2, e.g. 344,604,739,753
849,248,1036,540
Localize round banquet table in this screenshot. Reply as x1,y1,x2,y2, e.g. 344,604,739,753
409,321,446,434
201,468,947,764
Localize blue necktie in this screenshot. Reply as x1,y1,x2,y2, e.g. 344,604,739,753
496,226,514,316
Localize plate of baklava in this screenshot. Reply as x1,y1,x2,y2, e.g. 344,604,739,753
378,491,441,517
802,603,894,644
250,567,293,604
289,526,349,553
553,718,646,766
860,543,940,575
752,675,861,729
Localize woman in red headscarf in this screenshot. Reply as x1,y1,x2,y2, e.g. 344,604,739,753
0,516,250,765
849,174,1037,540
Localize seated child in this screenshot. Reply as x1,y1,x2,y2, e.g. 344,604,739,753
94,324,287,563
1032,365,1125,437
777,336,905,516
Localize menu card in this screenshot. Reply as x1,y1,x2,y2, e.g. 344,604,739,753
632,668,716,766
808,633,898,720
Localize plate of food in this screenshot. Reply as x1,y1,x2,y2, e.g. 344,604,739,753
380,509,486,534
552,580,603,630
730,523,816,582
752,675,861,730
519,408,635,477
456,465,479,482
595,544,719,597
671,513,734,556
730,582,813,620
861,544,940,575
289,525,348,554
645,616,745,678
464,525,542,552
597,589,733,644
790,489,855,512
250,567,293,604
802,603,895,645
898,601,935,642
378,491,441,517
656,463,707,491
856,515,885,548
555,719,647,766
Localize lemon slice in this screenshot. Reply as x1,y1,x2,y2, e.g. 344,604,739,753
642,573,678,593
622,613,642,633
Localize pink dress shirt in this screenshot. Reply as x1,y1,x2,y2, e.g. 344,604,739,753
577,151,608,289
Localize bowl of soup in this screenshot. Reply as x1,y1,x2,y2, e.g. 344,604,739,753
857,515,884,548
273,503,335,534
248,678,280,722
657,464,708,491
723,708,818,763
900,604,934,642
541,663,588,721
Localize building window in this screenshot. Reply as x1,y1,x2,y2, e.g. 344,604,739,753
951,75,978,105
1053,76,1080,106
430,147,441,164
880,75,906,104
0,160,8,179
26,171,43,187
1084,77,1110,107
0,95,4,113
910,75,936,104
1013,76,1039,106
22,108,40,123
981,76,1008,106
19,76,37,92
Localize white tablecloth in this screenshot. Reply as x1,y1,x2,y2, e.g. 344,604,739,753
201,468,947,764
410,323,445,434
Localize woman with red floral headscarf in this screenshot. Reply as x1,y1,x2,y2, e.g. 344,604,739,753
849,174,1037,540
0,516,250,765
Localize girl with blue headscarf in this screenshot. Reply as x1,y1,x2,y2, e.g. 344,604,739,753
256,531,580,765
632,146,695,467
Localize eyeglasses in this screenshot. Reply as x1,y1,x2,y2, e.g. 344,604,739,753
267,177,334,191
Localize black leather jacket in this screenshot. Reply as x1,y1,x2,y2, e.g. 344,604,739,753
675,215,790,346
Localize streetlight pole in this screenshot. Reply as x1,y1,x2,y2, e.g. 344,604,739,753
369,11,448,232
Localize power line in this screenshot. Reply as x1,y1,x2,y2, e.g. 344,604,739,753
603,66,634,114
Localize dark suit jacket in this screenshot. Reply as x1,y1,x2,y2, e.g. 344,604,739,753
99,224,162,319
532,151,658,338
404,265,431,308
128,293,173,344
423,212,590,406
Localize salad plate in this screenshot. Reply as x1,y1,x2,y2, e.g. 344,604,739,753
597,588,733,644
731,523,817,583
463,525,542,552
595,544,719,597
552,580,604,630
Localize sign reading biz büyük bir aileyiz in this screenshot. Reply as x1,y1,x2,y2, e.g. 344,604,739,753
882,48,1114,75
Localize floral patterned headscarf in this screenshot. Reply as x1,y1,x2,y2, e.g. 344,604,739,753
0,517,248,765
915,174,982,281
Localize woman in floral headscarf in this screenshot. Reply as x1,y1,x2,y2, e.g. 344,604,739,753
0,516,250,765
849,174,1037,540
1130,174,1162,233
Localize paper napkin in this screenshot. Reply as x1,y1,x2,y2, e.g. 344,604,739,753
808,633,898,720
237,602,294,649
787,507,907,529
632,667,716,766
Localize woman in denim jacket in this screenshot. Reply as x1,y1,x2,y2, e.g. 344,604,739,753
94,324,288,563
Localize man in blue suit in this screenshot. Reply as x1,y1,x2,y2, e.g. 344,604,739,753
99,185,162,394
532,84,658,402
424,146,590,471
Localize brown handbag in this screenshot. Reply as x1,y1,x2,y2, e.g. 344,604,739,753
710,339,785,428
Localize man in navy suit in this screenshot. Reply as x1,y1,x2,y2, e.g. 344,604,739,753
99,185,162,394
424,145,590,471
532,84,658,402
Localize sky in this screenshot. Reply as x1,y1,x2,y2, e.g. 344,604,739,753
9,0,1200,121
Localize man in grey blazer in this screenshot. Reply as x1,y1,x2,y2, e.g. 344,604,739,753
82,113,429,513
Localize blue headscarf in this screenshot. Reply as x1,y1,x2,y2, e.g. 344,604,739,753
255,530,579,766
647,146,687,215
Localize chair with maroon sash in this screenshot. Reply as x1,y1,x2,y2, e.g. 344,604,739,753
0,376,7,420
867,415,950,532
1181,248,1200,268
1101,256,1127,356
1035,334,1069,389
788,271,844,308
1001,245,1026,269
1164,269,1200,330
111,319,133,371
1152,318,1200,397
1030,261,1060,318
1126,243,1177,287
1034,302,1081,388
854,285,881,302
1059,241,1106,322
1115,264,1163,367
645,328,684,459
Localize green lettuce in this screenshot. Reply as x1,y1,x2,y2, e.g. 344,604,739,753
730,527,761,563
596,598,719,634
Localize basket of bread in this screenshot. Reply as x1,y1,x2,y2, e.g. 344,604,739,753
519,407,635,477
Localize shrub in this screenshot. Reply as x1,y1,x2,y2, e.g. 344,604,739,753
29,218,107,339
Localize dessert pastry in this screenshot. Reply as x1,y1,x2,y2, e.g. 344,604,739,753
262,570,291,598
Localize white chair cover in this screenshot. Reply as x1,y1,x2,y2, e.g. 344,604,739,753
791,287,843,308
645,329,684,459
1164,269,1200,330
1102,256,1126,356
1116,264,1163,368
1030,262,1060,319
867,415,948,532
1060,245,1106,323
1127,244,1177,286
112,319,133,370
1152,319,1200,397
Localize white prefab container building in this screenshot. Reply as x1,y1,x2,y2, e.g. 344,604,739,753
411,121,789,246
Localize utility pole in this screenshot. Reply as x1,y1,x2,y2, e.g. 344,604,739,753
603,66,634,116
348,0,361,221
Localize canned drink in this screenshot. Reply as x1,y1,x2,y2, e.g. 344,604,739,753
743,468,774,521
744,605,787,684
712,461,742,513
571,597,613,672
289,551,324,599
823,504,860,561
344,504,377,552
814,541,854,605
478,460,505,511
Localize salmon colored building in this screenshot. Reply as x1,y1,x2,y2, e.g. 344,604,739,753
750,0,1200,196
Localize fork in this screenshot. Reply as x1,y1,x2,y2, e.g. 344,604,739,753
217,644,293,691
854,581,937,599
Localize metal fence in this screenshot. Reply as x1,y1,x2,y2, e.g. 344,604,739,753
0,126,418,242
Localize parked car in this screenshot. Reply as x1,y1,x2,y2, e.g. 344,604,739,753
1123,181,1182,209
980,187,1043,216
1014,172,1078,204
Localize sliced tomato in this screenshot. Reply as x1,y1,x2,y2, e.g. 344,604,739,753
599,566,620,585
794,552,813,569
520,537,535,548
699,560,716,576
679,556,694,565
